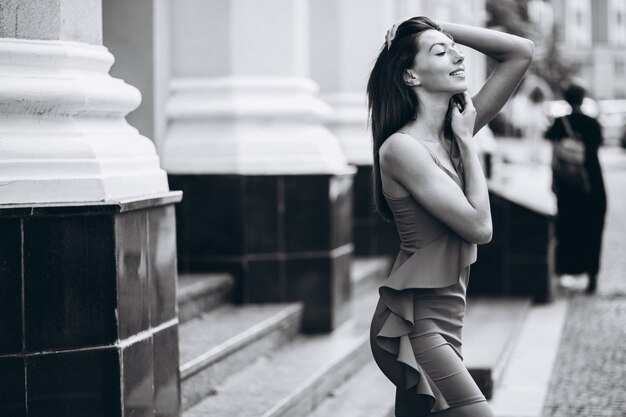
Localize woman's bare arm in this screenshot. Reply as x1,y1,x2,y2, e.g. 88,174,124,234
438,21,534,133
381,134,492,244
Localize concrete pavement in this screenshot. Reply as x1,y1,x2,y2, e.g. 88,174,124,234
489,139,626,417
541,145,626,417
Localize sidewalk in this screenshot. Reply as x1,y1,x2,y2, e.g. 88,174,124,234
541,145,626,417
490,138,626,417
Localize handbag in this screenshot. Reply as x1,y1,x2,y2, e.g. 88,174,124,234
551,116,591,193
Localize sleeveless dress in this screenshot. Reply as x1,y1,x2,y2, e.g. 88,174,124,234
369,139,485,414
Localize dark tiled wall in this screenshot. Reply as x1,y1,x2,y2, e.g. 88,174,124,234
0,196,181,416
170,173,354,332
27,348,121,417
24,215,118,351
116,210,151,339
0,356,26,415
469,192,554,302
149,206,178,328
0,218,23,355
352,165,400,256
153,325,180,417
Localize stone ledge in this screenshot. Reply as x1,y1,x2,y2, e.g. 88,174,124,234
0,191,182,217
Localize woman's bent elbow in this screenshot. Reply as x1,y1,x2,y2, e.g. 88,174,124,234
471,223,493,245
478,228,493,245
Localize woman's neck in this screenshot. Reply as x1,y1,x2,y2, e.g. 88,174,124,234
404,90,452,143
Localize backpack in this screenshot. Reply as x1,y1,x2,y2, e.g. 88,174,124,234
551,116,590,193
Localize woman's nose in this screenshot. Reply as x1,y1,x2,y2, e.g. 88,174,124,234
454,50,465,64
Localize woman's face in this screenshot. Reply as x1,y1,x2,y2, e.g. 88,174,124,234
410,29,467,94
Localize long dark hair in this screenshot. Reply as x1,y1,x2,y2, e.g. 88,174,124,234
366,16,447,222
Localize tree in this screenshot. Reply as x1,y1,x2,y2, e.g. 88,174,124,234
531,24,578,94
486,0,576,95
486,0,531,38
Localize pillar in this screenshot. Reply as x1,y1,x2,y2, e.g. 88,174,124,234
310,0,400,257
102,0,170,151
162,0,355,333
0,1,180,416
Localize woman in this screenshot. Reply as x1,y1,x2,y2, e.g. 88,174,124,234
545,83,607,294
367,17,533,416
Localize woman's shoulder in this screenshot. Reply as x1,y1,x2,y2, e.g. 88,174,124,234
381,131,435,155
379,133,434,167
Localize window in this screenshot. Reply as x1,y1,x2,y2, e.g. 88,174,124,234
616,59,625,78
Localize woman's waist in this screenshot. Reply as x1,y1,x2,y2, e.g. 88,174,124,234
395,235,477,269
396,229,448,252
413,283,468,315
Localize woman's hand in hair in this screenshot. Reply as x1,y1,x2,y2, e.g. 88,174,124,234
385,17,412,49
385,21,401,49
450,92,477,145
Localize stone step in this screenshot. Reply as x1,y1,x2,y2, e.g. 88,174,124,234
306,361,395,417
183,282,380,417
351,256,391,296
464,297,532,399
183,321,370,417
179,302,303,411
177,273,234,323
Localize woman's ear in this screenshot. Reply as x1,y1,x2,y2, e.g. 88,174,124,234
403,70,421,86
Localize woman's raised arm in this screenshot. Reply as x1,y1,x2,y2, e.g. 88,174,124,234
438,21,534,133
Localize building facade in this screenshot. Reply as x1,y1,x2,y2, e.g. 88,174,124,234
552,0,626,99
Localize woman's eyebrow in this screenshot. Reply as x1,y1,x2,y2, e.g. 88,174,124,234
428,42,455,52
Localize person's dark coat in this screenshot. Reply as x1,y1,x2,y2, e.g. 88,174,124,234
545,112,607,275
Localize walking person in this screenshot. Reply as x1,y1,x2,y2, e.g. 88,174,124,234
545,83,607,294
366,17,533,416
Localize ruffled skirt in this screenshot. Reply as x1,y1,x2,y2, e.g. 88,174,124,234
370,233,481,414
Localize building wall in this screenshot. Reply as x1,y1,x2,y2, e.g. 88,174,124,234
553,0,626,99
609,0,626,47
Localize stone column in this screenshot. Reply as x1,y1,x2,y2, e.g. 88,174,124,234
162,0,355,333
0,1,180,416
310,0,400,257
102,0,170,151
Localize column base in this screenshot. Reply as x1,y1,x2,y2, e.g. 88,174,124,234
170,173,354,333
352,164,400,257
0,38,170,205
0,192,182,417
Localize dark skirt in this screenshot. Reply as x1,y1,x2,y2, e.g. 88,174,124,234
554,180,606,275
